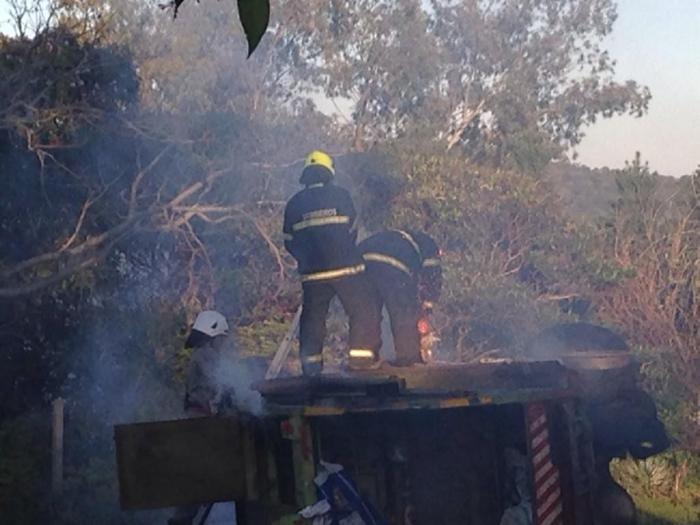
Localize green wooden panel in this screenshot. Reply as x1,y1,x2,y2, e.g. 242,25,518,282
114,417,245,510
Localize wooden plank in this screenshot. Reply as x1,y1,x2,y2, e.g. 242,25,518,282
242,425,258,501
289,415,316,507
265,306,302,380
114,417,245,510
263,386,573,417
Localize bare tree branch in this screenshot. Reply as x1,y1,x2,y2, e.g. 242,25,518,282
58,194,93,252
0,227,131,299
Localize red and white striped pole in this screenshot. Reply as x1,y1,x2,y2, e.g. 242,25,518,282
527,402,564,525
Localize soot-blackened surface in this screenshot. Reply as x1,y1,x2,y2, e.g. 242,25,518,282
315,404,527,525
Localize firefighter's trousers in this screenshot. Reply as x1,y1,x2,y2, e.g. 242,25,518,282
300,272,382,374
365,263,422,366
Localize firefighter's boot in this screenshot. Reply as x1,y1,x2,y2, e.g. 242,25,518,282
301,353,324,376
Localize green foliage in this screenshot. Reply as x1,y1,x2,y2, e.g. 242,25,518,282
593,155,699,450
613,452,700,524
237,0,270,57
613,456,677,498
0,1,696,522
0,413,49,523
237,318,296,357
637,497,700,525
0,26,139,118
364,145,585,358
632,346,699,451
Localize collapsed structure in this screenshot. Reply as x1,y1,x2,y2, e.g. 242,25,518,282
115,323,669,525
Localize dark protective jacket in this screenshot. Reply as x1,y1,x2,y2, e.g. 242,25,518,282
184,335,263,415
283,179,365,281
184,338,225,413
358,229,443,302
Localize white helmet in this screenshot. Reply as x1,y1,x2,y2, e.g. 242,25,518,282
192,310,229,337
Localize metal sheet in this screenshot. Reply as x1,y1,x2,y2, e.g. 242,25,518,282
114,417,245,510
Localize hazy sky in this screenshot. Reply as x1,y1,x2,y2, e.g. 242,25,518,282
575,0,700,176
1,0,697,175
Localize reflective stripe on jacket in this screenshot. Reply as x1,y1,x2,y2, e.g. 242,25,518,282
358,229,442,301
283,182,365,279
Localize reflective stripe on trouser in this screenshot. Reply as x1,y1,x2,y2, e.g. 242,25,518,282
301,352,323,375
365,262,422,365
299,273,382,370
349,348,377,360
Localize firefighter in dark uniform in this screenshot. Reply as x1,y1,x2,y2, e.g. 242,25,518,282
283,150,382,375
358,229,442,365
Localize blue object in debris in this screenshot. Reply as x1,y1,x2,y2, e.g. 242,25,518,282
313,462,387,525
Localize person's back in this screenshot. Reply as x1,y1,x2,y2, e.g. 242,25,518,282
358,229,442,365
358,230,423,274
358,229,442,302
282,151,382,374
284,181,364,279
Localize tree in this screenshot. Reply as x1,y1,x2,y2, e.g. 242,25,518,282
359,142,605,360
258,0,649,164
595,154,699,451
426,0,650,166
151,1,650,167
275,0,442,150
0,16,307,522
4,2,693,521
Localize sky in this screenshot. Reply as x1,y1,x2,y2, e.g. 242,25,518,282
0,0,697,176
574,0,700,176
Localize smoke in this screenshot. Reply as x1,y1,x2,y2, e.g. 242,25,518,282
76,325,181,425
213,349,265,417
0,2,337,523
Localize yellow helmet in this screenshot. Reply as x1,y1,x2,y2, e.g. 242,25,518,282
304,150,335,175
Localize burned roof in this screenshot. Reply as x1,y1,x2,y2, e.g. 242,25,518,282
255,361,572,415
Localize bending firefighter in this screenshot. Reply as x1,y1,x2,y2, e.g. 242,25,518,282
283,150,382,375
358,229,442,365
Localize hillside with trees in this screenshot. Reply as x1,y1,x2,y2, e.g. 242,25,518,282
0,1,697,523
545,161,688,219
